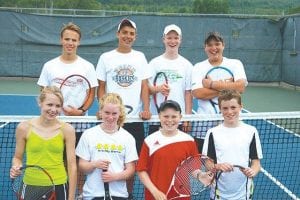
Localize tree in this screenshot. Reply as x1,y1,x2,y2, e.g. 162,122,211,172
192,0,229,14
0,0,101,9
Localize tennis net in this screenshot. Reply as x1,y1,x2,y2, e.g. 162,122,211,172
1,112,299,199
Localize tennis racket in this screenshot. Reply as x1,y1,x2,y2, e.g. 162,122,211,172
11,165,56,200
166,154,216,200
153,72,168,113
205,66,234,113
102,169,112,200
214,165,253,200
60,74,92,110
125,105,133,115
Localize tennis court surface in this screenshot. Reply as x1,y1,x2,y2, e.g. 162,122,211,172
1,112,299,199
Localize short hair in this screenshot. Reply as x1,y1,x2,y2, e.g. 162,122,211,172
218,89,242,108
98,93,126,127
39,86,64,105
204,32,224,45
60,22,81,39
159,100,182,114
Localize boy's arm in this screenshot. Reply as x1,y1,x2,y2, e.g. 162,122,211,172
140,79,151,120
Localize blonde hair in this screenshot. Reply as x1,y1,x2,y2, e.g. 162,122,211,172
60,22,81,39
39,86,64,105
98,93,126,126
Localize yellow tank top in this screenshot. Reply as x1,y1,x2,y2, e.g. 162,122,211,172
23,122,67,186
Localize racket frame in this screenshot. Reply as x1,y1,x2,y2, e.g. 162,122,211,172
205,66,234,113
166,154,216,200
125,105,133,115
59,74,92,110
153,72,169,113
214,165,251,200
11,165,56,200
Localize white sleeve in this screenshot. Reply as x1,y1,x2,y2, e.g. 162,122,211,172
147,59,156,86
86,63,98,88
75,132,91,161
124,134,138,163
95,54,107,81
37,64,49,87
191,63,205,90
233,59,247,83
185,63,193,90
253,128,263,159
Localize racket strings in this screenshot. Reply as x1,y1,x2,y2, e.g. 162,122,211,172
153,72,168,112
12,166,56,200
15,183,55,200
173,157,212,196
60,75,91,108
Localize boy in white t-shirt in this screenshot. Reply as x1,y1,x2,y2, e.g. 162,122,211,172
202,89,263,200
95,18,151,199
147,24,193,134
37,22,98,116
191,32,248,151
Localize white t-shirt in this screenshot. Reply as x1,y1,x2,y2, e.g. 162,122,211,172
202,122,263,200
192,57,247,114
76,125,138,199
37,56,98,110
148,55,193,114
96,49,150,116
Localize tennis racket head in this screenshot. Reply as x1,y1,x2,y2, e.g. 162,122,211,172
205,66,234,82
11,165,56,200
214,165,251,200
205,66,234,113
167,154,216,200
59,74,92,109
153,72,168,113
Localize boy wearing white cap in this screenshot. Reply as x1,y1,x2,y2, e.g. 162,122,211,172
148,24,193,133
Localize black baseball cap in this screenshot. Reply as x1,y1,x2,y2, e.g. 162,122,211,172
159,100,182,114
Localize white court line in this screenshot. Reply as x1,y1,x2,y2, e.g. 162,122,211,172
244,108,299,137
261,167,300,200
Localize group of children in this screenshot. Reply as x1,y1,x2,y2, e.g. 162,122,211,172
9,17,262,200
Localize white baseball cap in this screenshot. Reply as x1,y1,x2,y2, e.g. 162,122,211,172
163,24,182,36
117,18,137,31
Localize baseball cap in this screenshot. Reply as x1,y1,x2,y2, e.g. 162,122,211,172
163,24,182,36
159,100,182,114
117,18,137,31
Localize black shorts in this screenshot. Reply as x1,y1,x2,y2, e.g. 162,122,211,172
20,183,68,200
92,197,127,200
123,122,145,154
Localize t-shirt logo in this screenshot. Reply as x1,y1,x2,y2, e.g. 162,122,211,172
159,69,182,84
112,65,137,87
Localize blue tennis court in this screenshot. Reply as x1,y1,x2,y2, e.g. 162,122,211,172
0,93,299,199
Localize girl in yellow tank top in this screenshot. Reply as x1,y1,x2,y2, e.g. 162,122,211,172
10,86,77,200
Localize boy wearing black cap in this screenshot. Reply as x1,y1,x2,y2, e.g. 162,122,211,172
137,100,199,200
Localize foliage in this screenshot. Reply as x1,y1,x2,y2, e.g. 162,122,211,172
0,0,299,15
192,0,229,14
0,0,101,10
